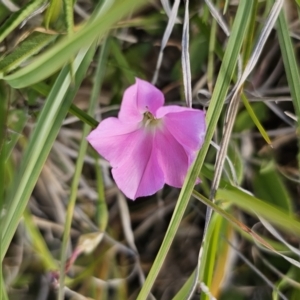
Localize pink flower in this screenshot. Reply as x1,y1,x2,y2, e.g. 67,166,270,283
87,78,206,200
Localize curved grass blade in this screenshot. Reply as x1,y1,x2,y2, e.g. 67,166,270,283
216,186,300,236
151,0,180,85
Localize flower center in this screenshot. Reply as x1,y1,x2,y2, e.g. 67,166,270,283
143,111,161,129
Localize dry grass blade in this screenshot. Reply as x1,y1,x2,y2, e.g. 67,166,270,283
151,0,180,85
210,0,284,202
234,0,283,94
209,141,238,184
181,0,192,107
2,0,19,11
117,193,150,294
258,218,300,258
204,0,230,36
160,0,180,21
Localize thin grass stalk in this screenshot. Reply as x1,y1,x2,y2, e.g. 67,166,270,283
0,83,7,300
58,43,99,300
89,38,110,231
207,0,219,93
151,0,180,85
63,0,75,78
0,83,7,212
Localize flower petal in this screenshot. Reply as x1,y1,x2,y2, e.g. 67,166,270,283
112,131,164,200
155,127,191,187
86,117,142,167
157,106,206,152
118,78,165,122
87,117,165,200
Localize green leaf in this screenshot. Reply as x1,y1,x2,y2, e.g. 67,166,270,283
253,161,292,213
110,38,135,84
23,209,57,270
0,32,58,74
5,109,28,161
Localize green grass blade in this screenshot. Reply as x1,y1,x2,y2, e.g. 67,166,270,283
2,0,146,88
276,5,300,169
69,104,99,128
44,0,62,28
0,0,45,43
0,83,7,300
241,93,272,145
216,186,300,235
137,1,253,298
0,274,8,300
0,83,7,207
253,161,292,213
23,209,57,270
277,9,300,112
5,109,27,161
110,38,135,84
1,45,95,262
63,0,74,36
89,39,110,231
199,214,222,300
